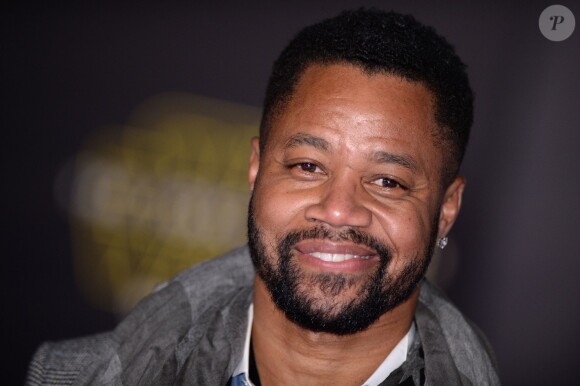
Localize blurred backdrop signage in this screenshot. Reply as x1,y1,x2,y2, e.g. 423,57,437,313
64,93,259,314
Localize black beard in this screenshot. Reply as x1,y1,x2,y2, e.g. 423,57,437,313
247,197,437,335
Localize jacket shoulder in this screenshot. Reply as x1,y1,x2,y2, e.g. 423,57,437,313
418,280,500,385
26,246,255,385
26,333,116,385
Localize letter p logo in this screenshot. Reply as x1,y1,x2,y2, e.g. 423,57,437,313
550,15,565,30
539,5,576,41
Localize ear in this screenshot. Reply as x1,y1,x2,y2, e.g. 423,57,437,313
437,176,465,240
248,137,260,192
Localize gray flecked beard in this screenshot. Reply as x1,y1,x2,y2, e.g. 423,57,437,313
247,197,437,335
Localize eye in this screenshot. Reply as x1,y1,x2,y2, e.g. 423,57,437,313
293,162,322,174
372,177,406,190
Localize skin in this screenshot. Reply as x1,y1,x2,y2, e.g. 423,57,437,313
248,63,465,385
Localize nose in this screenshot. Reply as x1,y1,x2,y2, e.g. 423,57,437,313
304,175,372,229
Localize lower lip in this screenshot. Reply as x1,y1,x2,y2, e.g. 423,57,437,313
296,250,379,273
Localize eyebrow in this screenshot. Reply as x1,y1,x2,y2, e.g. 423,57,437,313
283,133,418,171
371,151,419,172
283,133,331,151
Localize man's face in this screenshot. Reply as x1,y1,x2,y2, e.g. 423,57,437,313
248,63,464,335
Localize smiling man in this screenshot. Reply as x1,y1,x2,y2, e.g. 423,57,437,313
28,9,500,386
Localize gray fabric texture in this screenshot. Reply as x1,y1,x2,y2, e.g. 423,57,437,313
26,245,500,385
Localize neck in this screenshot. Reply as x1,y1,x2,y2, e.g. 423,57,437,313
251,277,419,386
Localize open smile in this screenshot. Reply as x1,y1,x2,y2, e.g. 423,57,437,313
294,239,378,267
308,252,372,262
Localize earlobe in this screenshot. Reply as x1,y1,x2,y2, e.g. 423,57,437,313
437,177,465,240
248,137,261,192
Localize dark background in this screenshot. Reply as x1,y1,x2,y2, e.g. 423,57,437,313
3,1,579,384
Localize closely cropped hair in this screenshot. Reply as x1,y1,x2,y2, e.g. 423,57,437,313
260,8,473,186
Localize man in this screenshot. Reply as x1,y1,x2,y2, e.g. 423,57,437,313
27,9,500,386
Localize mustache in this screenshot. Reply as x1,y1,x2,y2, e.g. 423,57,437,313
279,226,393,261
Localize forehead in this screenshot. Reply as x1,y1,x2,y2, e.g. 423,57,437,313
267,63,442,167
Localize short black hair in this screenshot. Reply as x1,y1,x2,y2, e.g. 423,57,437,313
260,8,473,186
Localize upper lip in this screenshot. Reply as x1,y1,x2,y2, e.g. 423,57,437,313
294,239,376,257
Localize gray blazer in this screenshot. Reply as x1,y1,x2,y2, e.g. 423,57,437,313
26,246,500,385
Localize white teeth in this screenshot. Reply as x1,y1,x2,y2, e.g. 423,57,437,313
309,252,371,262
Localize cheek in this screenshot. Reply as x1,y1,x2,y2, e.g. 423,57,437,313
374,204,433,270
252,180,306,238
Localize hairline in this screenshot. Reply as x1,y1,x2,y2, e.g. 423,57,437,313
259,60,460,188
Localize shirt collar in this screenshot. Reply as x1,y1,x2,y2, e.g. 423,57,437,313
233,304,415,386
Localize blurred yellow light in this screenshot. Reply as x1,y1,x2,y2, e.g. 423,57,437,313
69,93,259,315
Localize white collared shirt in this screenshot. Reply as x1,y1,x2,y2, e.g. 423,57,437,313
232,304,416,386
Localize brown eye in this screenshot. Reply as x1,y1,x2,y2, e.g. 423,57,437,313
380,178,400,188
371,177,405,190
297,162,319,173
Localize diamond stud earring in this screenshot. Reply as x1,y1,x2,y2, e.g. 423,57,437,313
438,236,448,249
